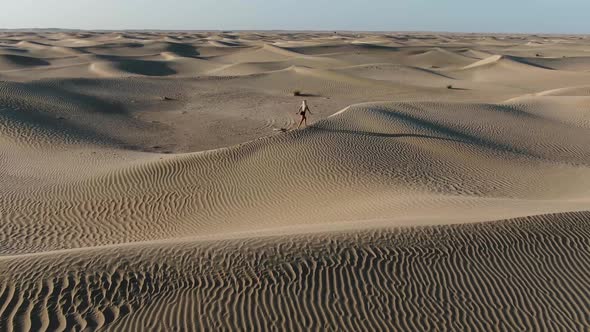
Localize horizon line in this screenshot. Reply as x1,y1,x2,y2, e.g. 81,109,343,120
1,28,589,36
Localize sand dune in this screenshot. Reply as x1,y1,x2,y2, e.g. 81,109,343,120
460,54,557,71
2,100,590,255
2,211,589,331
212,44,302,64
0,54,50,70
450,54,590,91
91,59,178,76
407,48,475,68
1,31,590,331
520,56,590,71
505,93,590,128
456,48,494,59
335,63,453,87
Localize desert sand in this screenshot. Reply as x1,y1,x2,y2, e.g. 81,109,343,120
1,31,590,330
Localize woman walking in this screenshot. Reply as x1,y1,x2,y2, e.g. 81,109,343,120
296,100,312,129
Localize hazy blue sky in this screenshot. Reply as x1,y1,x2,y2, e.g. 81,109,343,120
3,0,589,33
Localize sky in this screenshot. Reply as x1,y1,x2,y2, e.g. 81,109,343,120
2,0,589,34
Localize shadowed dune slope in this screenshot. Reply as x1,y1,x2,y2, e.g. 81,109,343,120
0,79,189,149
91,59,177,76
0,54,50,70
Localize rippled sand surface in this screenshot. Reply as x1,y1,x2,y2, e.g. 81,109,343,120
1,31,590,330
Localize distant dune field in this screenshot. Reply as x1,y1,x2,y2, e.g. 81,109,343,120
1,31,590,331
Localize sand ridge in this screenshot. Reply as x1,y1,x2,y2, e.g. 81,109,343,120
1,31,590,330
